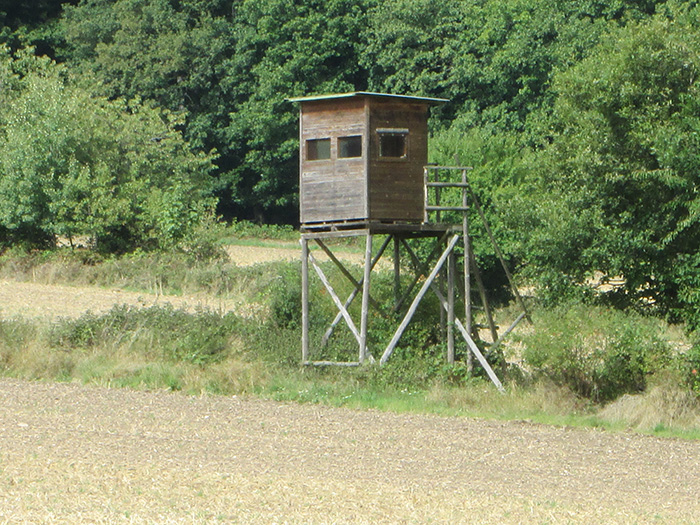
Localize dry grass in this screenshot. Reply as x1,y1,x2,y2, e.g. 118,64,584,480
599,380,700,432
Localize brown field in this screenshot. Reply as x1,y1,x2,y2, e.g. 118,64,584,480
2,378,700,524
1,245,699,523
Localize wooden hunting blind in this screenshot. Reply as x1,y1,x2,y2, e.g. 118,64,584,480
289,92,529,390
289,92,447,227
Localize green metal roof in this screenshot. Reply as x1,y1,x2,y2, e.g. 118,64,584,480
287,91,448,104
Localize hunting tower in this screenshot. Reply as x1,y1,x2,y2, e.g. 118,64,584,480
289,92,528,390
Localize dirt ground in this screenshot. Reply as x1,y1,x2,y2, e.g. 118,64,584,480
1,378,699,524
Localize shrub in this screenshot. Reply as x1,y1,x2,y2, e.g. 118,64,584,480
521,303,673,402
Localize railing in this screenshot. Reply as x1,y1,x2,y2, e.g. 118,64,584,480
423,166,473,223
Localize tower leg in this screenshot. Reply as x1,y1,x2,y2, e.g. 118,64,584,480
301,237,310,364
359,233,373,363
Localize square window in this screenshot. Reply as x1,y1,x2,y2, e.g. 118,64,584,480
377,129,408,158
307,138,330,160
338,136,362,158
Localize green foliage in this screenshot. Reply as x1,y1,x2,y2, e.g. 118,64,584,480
51,304,240,365
0,46,216,252
517,7,700,320
521,303,673,401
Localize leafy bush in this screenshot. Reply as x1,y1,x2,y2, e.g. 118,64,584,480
521,303,673,402
0,46,216,253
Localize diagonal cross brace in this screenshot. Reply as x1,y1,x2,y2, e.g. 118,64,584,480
381,233,504,391
380,234,461,365
320,236,392,346
308,252,362,346
314,239,388,316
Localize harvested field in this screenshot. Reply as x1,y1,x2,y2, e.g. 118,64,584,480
1,378,699,523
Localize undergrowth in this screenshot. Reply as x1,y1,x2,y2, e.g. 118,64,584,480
0,247,699,439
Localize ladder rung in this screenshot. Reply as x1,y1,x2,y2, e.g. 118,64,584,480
426,182,470,188
425,206,469,212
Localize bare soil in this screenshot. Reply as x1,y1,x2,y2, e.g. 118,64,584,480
1,378,699,524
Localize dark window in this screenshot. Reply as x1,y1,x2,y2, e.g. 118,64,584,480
377,129,408,158
307,138,330,160
338,136,362,158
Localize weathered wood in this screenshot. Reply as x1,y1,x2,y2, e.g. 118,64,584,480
469,243,499,345
427,281,504,392
394,236,401,310
380,234,460,365
394,234,450,314
462,168,473,375
359,234,373,363
308,252,362,346
301,238,310,364
447,246,456,364
314,239,384,315
294,93,441,226
304,361,361,367
489,311,527,356
320,236,391,347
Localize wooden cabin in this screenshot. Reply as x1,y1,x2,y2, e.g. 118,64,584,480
288,92,447,228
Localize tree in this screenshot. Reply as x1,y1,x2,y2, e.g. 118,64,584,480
60,0,373,223
515,6,700,323
0,46,216,252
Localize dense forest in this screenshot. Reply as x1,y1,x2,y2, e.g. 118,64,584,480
0,0,698,329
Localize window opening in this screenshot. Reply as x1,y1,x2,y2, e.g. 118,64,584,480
307,138,331,160
377,128,408,158
338,136,362,158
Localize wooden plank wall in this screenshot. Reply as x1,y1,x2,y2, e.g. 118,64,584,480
368,102,428,222
300,98,367,224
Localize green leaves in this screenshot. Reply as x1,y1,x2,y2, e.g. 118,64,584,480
0,46,216,251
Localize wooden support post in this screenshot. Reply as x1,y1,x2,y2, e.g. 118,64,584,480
469,244,499,345
394,235,401,311
447,244,456,364
462,169,473,375
360,234,373,363
380,234,460,365
429,282,504,392
301,238,310,364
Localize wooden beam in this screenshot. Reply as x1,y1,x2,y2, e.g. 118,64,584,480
320,236,391,346
380,234,460,365
462,169,472,374
395,233,449,314
359,234,373,364
309,252,362,346
447,245,456,364
304,361,360,367
489,311,526,356
301,238,310,364
468,244,499,345
314,239,385,315
429,281,504,392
